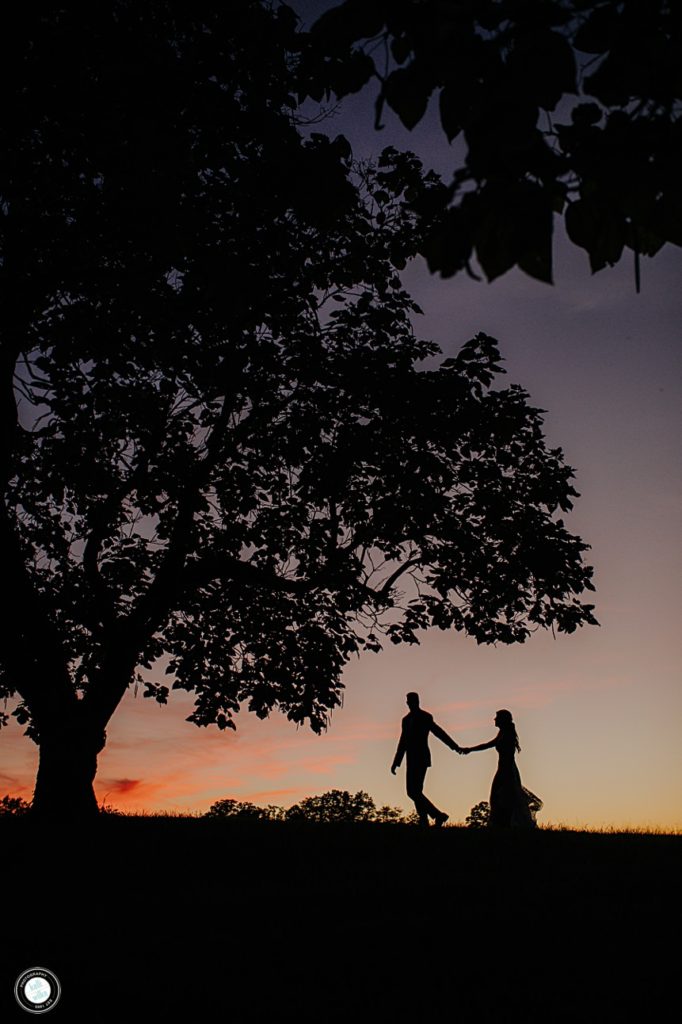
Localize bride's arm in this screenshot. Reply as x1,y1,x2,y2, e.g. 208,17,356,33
462,738,497,753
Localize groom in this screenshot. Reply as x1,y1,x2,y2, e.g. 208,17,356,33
391,692,462,826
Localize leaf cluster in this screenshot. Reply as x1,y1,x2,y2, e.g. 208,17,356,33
300,0,682,286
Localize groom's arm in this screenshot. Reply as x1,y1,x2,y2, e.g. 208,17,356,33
430,719,462,753
391,726,407,773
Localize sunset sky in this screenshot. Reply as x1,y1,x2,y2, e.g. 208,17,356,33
2,1,680,829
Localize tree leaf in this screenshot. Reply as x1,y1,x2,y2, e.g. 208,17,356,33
384,64,435,130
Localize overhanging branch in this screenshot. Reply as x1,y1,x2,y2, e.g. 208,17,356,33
375,556,422,597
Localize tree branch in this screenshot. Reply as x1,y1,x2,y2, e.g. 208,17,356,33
83,505,124,629
375,556,422,597
80,369,249,727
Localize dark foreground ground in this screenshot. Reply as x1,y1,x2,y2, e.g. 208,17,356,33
2,818,679,1023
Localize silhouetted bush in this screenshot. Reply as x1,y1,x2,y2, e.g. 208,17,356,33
465,801,490,828
0,794,31,816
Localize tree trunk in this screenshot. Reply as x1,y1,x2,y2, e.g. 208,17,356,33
31,715,107,820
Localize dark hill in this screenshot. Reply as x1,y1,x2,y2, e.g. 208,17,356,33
2,818,678,1022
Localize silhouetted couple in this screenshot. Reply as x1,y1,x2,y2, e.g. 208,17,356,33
391,693,541,827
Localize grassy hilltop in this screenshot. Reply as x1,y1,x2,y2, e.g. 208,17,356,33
2,817,678,1022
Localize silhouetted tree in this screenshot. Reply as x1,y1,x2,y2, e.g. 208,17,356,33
205,798,285,821
285,789,377,822
0,794,31,816
302,0,682,288
373,804,408,824
465,801,491,829
1,1,596,819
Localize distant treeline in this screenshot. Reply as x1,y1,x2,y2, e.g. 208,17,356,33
204,792,493,827
0,790,492,826
204,790,419,824
0,789,415,822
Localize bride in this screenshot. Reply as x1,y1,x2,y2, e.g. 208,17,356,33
461,710,542,828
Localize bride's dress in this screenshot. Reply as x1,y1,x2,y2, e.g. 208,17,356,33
489,734,542,828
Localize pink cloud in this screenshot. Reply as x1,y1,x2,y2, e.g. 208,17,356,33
105,778,143,795
507,675,625,710
300,753,356,775
241,787,302,802
0,770,33,800
433,697,496,714
95,767,225,810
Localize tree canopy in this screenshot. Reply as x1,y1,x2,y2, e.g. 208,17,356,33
299,0,682,288
1,1,596,816
285,788,377,822
204,798,287,821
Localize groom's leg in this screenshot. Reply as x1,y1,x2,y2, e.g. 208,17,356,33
407,763,445,822
420,793,444,820
406,762,437,823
